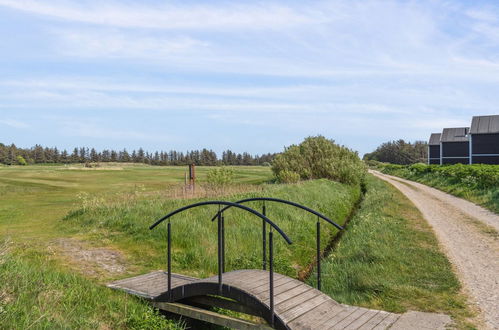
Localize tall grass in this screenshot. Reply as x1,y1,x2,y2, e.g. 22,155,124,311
373,162,499,213
63,180,361,279
308,175,473,328
0,240,182,329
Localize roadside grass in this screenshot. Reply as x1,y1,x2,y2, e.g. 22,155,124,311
62,179,361,279
409,173,499,213
308,175,475,328
0,240,182,330
375,163,499,214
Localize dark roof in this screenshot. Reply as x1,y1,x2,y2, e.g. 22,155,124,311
428,133,441,145
470,115,499,134
441,127,469,142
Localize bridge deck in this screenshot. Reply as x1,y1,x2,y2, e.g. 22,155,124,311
108,270,401,329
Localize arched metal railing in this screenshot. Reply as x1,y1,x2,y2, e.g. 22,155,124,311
149,201,292,327
210,197,343,291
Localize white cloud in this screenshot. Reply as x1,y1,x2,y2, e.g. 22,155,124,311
0,0,320,30
0,119,29,128
54,30,207,58
52,118,174,142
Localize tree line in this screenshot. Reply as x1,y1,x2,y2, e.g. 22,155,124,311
363,139,427,165
0,143,275,166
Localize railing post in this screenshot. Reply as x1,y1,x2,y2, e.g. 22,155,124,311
316,217,321,291
167,220,172,301
222,214,225,273
217,211,223,294
262,202,267,270
269,230,274,327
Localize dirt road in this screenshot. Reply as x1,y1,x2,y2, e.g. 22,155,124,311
371,171,499,329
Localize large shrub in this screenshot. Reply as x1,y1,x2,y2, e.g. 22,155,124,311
272,136,366,185
206,167,235,187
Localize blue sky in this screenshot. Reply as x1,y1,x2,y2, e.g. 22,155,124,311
1,0,499,156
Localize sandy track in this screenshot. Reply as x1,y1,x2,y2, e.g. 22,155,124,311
371,171,498,329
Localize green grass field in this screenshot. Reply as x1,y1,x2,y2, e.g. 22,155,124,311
0,164,474,328
0,163,272,241
0,164,273,329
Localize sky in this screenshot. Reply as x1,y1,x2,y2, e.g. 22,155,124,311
1,0,499,156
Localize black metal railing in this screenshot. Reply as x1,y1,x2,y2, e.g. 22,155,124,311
210,197,343,291
149,200,292,327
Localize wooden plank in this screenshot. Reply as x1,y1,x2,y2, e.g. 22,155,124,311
122,277,190,296
108,271,197,299
224,275,271,289
317,306,359,329
358,311,392,330
109,272,168,289
371,313,400,330
220,272,271,289
278,292,330,323
207,270,268,283
343,309,380,329
242,277,291,297
153,302,273,330
249,277,297,296
276,288,319,314
288,300,345,329
328,307,369,329
264,283,312,305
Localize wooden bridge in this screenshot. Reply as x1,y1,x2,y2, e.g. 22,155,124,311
106,199,429,329
108,269,401,329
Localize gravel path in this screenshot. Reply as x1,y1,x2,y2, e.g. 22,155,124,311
371,171,499,329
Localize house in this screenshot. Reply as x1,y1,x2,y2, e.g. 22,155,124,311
469,115,499,164
440,127,469,165
428,133,441,165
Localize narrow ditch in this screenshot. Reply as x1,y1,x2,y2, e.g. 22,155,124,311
298,182,366,282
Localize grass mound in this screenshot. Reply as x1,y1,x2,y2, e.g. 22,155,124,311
309,175,473,327
0,241,182,329
63,180,361,278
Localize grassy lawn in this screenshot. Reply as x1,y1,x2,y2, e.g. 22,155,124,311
0,164,273,329
0,163,272,242
309,175,475,329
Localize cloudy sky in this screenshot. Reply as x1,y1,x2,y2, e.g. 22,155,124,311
1,0,498,155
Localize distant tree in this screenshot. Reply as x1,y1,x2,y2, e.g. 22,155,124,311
0,142,274,166
364,139,427,164
60,150,69,163
90,148,99,162
16,155,27,165
110,150,118,162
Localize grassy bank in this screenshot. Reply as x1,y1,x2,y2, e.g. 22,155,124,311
373,162,499,213
63,179,361,279
308,175,474,328
0,242,181,329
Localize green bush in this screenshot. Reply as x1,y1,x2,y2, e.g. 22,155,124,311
206,167,235,187
276,170,300,183
272,136,366,185
16,155,27,166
